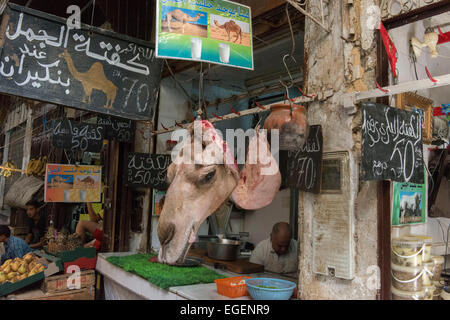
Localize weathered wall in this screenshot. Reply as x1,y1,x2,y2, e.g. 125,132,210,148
298,0,380,300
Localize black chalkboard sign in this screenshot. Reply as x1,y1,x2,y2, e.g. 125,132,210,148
0,3,162,120
285,125,323,193
126,153,172,190
362,102,424,184
97,115,134,143
52,119,104,153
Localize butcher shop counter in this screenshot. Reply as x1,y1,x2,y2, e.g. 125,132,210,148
96,252,298,300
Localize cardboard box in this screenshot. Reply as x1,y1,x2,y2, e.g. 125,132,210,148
33,250,64,277
7,286,95,300
44,246,96,262
42,270,95,293
44,246,97,272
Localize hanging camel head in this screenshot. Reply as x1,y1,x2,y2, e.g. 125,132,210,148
157,120,240,265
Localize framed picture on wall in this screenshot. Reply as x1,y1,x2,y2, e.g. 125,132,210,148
152,190,166,216
392,175,427,226
396,92,433,144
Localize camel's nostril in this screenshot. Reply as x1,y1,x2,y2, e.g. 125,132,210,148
158,223,175,246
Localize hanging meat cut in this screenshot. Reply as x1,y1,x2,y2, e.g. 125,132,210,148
231,128,282,210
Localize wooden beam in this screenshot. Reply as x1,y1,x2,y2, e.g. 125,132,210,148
238,0,286,18
377,180,392,300
0,131,11,208
383,0,450,30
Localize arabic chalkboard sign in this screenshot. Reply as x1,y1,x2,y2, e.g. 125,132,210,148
0,3,162,120
362,102,424,184
97,115,134,143
52,119,104,153
284,125,323,193
126,153,172,190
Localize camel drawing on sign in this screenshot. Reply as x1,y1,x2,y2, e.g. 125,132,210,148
165,9,204,34
51,176,71,184
60,50,117,109
78,176,95,186
214,20,242,44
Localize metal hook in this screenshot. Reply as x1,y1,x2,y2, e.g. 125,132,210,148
279,3,297,91
281,83,293,116
279,54,297,89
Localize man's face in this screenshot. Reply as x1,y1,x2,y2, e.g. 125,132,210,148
26,205,38,219
271,233,291,256
0,234,7,243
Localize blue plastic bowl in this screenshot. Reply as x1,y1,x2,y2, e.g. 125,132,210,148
245,278,296,300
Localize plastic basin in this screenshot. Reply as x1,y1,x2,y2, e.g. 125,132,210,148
245,278,296,300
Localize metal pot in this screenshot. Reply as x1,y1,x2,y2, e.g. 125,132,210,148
263,104,309,150
206,239,240,261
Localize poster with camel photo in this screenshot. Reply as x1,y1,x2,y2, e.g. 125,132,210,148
156,0,253,70
209,14,251,47
45,164,102,203
160,6,208,38
392,179,426,226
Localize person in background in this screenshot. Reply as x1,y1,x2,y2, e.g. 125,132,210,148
75,203,103,250
249,222,298,274
0,225,31,264
25,200,47,249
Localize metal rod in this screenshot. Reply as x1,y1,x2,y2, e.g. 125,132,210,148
350,73,450,102
81,0,94,14
205,78,303,109
151,95,315,135
286,0,331,33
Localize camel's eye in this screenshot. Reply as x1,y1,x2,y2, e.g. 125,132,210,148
202,170,216,183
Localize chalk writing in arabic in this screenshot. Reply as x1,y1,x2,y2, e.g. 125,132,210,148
0,4,162,120
52,119,104,153
126,153,172,190
285,125,323,193
362,102,424,184
97,115,134,143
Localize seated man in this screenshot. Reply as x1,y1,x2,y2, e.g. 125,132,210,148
75,203,103,250
249,222,298,274
0,225,31,264
25,200,47,249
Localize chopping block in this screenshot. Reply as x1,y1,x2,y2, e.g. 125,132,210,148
202,255,264,274
187,248,264,274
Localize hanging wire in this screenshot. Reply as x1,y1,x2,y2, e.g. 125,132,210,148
164,59,197,106
198,62,204,120
90,0,96,29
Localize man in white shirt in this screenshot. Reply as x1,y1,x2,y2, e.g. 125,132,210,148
249,222,298,274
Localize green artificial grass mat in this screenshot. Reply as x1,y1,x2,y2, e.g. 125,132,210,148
106,253,225,290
